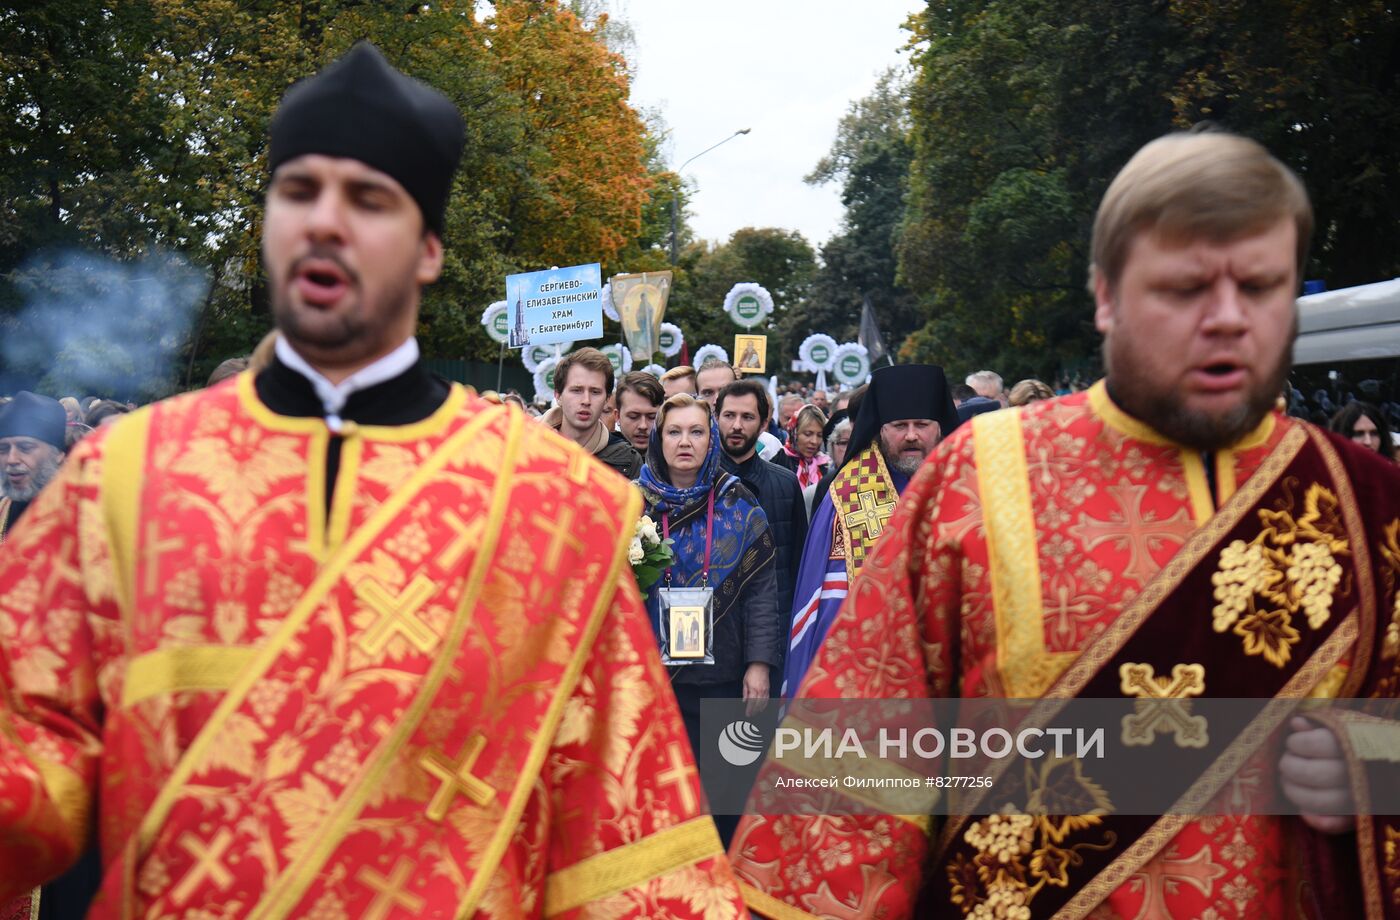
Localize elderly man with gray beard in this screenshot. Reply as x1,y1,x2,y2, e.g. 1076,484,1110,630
0,392,67,542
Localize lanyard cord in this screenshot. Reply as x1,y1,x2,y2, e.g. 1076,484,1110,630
662,487,715,587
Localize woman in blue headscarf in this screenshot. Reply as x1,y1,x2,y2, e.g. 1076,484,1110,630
638,394,779,835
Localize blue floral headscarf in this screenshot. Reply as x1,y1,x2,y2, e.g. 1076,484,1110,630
638,416,724,515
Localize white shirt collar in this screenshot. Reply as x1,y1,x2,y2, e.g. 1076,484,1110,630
274,335,421,432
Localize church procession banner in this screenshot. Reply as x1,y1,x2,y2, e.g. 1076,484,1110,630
505,262,603,348
611,271,672,360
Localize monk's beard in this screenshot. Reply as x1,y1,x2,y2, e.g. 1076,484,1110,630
1,452,62,502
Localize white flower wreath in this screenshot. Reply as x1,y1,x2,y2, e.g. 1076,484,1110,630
639,363,666,378
600,343,633,374
521,341,570,374
601,283,619,322
797,333,839,372
692,344,729,369
723,282,774,329
830,342,872,386
480,301,510,345
657,322,685,357
533,357,560,404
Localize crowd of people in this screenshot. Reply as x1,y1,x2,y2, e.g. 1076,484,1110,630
5,41,1400,920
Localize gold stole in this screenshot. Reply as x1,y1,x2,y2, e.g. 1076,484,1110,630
930,418,1374,919
829,445,899,581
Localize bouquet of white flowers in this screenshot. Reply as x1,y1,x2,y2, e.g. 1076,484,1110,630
629,513,675,592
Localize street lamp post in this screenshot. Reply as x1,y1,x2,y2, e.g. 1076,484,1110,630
670,128,751,265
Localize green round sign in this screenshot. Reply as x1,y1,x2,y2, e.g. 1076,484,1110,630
605,350,622,372
736,295,761,319
529,345,552,365
659,329,675,350
839,355,863,377
544,366,557,391
810,344,831,366
492,313,508,335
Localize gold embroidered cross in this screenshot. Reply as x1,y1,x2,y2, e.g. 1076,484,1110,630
172,828,235,904
657,742,698,813
440,509,476,570
357,859,425,920
355,575,438,656
420,732,494,821
536,507,587,569
143,522,186,597
43,536,82,599
844,491,895,542
1119,662,1208,748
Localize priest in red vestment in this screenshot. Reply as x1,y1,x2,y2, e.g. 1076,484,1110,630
0,42,743,918
731,130,1400,918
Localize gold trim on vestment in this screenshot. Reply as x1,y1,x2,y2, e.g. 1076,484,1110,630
1045,424,1308,701
1303,705,1384,918
0,496,11,543
121,645,257,707
974,409,1074,699
35,758,91,856
1180,450,1215,524
1304,425,1376,693
249,408,523,918
1216,449,1238,505
1056,612,1359,920
1087,380,1274,450
136,404,505,861
542,816,724,915
739,881,825,920
304,425,329,561
101,405,152,643
325,429,362,554
935,423,1310,862
455,453,644,920
236,370,471,443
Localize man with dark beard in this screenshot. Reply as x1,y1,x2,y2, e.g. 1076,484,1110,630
780,362,959,696
732,130,1400,920
0,43,742,917
716,378,808,648
0,391,66,542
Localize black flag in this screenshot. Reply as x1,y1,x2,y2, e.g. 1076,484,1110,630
859,294,890,366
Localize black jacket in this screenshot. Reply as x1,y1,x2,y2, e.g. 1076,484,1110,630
721,451,809,637
603,430,643,480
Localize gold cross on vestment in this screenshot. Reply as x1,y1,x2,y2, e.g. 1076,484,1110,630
535,507,587,569
439,509,475,570
355,575,438,656
1127,844,1226,920
844,490,895,542
357,859,426,920
657,742,699,813
171,828,235,905
143,521,185,597
42,536,82,601
1119,662,1208,748
421,732,494,821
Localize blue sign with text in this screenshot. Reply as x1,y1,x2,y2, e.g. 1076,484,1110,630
505,263,603,348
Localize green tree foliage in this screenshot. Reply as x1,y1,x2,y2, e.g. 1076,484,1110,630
667,227,816,374
0,1,660,393
898,1,1398,383
797,68,920,355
